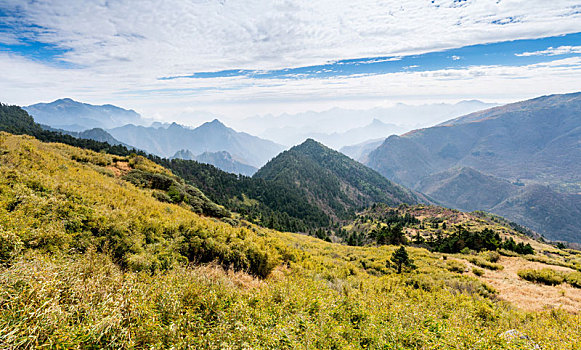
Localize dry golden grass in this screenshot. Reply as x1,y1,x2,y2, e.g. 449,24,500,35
106,160,131,177
471,256,581,313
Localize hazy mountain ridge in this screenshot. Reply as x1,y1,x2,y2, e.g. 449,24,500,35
365,92,581,242
172,149,258,176
40,125,128,147
416,167,519,211
24,98,149,131
340,138,386,162
108,119,285,167
262,119,406,149
233,101,496,148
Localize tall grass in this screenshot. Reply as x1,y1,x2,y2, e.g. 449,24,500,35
2,250,580,349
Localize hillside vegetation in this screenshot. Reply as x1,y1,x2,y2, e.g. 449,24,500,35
0,133,278,277
1,133,581,348
255,139,420,219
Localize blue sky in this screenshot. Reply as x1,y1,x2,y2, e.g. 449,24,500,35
0,0,580,122
162,33,581,80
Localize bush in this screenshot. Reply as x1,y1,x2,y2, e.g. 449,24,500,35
480,251,500,263
445,260,466,273
564,272,581,288
472,267,484,276
497,248,519,257
517,268,564,286
178,226,280,278
0,231,23,265
468,257,504,270
405,274,440,292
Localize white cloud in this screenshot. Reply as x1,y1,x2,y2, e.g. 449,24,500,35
515,45,581,56
1,0,581,120
3,0,581,73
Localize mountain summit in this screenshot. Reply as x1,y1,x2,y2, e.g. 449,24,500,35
24,98,147,131
254,138,420,219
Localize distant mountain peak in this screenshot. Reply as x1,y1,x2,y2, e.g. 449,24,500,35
302,138,319,145
24,98,146,131
202,118,226,127
57,97,75,103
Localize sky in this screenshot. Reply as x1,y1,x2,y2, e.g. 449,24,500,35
1,0,581,123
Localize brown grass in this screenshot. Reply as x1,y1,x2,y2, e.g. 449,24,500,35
472,256,581,313
105,161,131,177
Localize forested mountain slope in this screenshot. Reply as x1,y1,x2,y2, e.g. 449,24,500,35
255,139,421,219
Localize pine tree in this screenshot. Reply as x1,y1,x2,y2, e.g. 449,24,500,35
390,246,413,273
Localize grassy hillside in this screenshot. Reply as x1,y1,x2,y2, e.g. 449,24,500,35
255,139,420,219
0,133,275,276
1,133,581,348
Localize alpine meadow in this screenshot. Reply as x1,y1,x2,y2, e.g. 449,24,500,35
1,1,581,349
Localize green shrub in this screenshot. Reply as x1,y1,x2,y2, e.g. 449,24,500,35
405,274,441,292
517,268,564,286
472,267,484,276
480,250,500,263
468,257,504,270
564,272,581,288
0,230,23,265
445,260,466,273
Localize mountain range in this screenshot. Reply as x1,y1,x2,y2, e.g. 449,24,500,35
258,119,406,149
24,98,286,170
364,92,581,242
108,119,284,167
231,100,496,148
24,98,149,131
12,93,581,243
